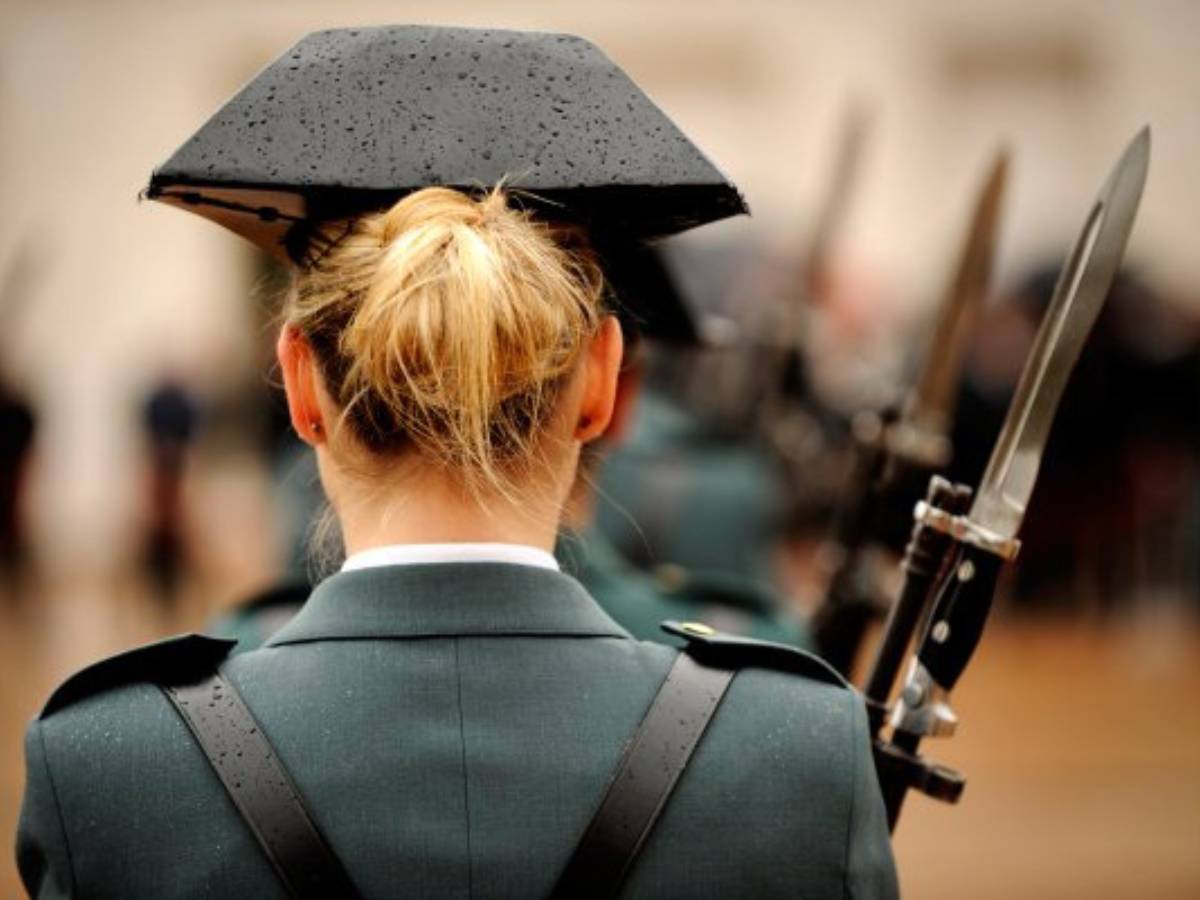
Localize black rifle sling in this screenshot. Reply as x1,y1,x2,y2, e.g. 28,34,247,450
550,651,736,900
162,670,362,900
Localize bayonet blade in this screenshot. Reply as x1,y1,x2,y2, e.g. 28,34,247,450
802,102,871,303
970,127,1150,538
907,149,1009,437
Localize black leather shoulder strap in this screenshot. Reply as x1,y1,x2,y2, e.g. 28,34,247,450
550,645,737,900
161,668,361,900
552,620,852,899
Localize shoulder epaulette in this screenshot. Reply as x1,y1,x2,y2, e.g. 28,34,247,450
661,620,848,689
41,634,236,718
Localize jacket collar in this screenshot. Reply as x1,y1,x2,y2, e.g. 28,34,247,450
265,562,630,646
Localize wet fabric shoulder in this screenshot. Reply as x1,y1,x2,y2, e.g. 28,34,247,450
39,634,236,718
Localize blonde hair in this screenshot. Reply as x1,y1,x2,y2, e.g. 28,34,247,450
286,186,607,495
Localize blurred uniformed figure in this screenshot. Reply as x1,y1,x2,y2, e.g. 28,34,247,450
559,327,810,647
138,378,198,606
207,582,309,650
596,385,790,586
0,380,35,596
593,238,848,609
18,26,896,898
0,245,39,599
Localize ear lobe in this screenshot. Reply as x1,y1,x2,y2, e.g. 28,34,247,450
575,316,624,443
276,326,327,446
604,359,644,445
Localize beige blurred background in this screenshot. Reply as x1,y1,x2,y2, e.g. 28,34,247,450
1,0,1199,897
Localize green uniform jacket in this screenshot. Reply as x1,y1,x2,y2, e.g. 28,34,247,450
18,563,897,899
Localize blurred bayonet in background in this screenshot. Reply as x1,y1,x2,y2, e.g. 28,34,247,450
701,102,874,433
778,100,872,398
812,148,1009,675
800,101,872,307
868,127,1150,830
723,103,876,519
900,149,1009,459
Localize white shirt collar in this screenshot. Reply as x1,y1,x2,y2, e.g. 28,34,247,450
340,542,560,573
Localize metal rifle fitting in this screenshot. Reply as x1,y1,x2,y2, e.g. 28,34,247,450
890,659,958,738
913,501,1022,561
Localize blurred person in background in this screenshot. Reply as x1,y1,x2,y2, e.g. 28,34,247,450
17,26,895,899
137,377,199,607
0,246,39,601
596,240,800,589
554,296,812,647
0,378,35,600
593,214,877,622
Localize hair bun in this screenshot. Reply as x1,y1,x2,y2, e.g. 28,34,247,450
376,186,491,245
286,186,606,496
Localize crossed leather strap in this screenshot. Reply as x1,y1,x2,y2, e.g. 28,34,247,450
162,649,736,900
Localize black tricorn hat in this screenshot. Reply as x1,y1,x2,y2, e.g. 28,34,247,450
145,25,746,339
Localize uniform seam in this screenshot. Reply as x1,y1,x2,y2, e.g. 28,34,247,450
453,638,474,899
35,721,79,895
841,694,861,900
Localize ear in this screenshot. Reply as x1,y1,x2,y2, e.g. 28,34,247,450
575,316,624,443
276,325,327,446
604,356,644,445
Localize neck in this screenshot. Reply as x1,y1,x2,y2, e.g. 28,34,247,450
324,455,566,556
